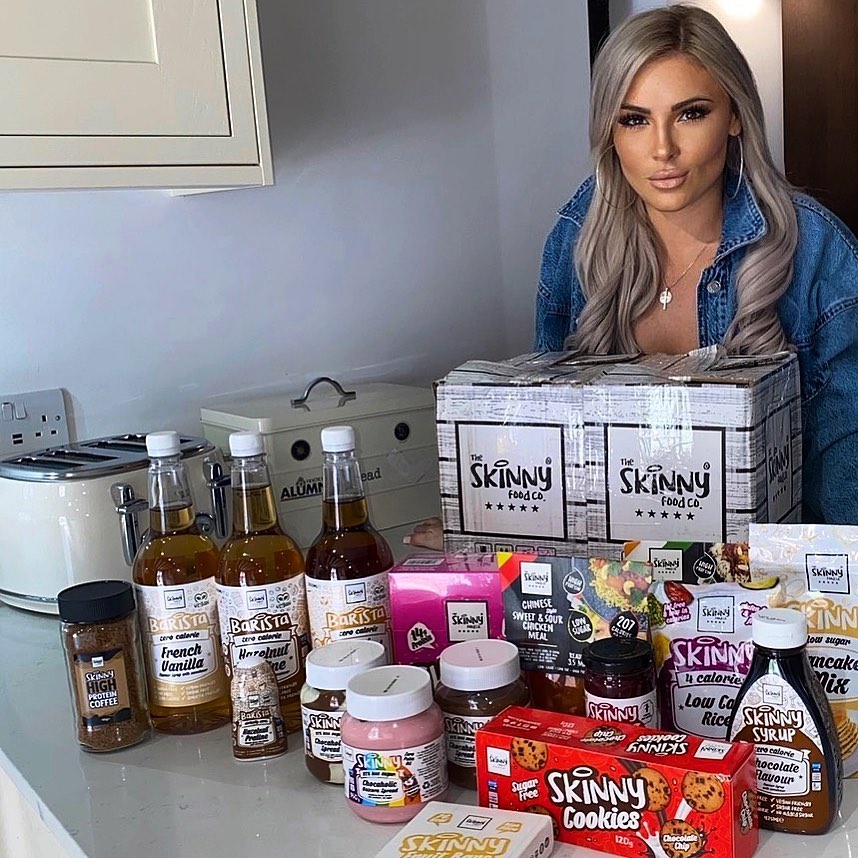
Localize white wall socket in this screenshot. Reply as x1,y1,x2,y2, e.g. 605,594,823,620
0,388,70,458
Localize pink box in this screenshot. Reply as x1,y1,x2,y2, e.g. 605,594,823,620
389,553,505,665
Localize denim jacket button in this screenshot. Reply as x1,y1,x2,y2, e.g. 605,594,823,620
707,280,722,294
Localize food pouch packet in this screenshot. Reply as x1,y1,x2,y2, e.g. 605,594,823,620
750,522,858,776
651,578,780,739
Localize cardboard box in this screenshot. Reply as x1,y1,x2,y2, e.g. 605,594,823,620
476,706,758,858
389,553,505,666
373,801,554,858
586,352,801,557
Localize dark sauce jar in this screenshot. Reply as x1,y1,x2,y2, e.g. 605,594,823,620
582,638,657,728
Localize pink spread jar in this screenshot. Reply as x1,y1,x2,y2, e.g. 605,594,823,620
341,665,448,823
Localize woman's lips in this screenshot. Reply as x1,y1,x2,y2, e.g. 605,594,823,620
649,172,688,190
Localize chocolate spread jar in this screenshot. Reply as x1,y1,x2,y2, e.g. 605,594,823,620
434,640,529,789
583,637,657,728
300,639,387,784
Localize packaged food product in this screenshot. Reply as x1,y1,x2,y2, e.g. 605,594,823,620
373,801,554,858
583,638,657,728
624,540,751,583
476,706,758,858
388,553,505,666
750,522,858,777
650,579,778,739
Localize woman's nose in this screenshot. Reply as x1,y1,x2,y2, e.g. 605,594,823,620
653,123,679,161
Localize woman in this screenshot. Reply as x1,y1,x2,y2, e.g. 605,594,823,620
408,3,858,550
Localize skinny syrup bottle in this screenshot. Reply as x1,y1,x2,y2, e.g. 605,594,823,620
305,425,393,658
216,431,308,734
132,431,230,734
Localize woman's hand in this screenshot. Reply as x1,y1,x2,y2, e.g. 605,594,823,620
403,517,443,551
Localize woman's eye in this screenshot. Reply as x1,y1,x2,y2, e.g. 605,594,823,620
617,112,647,128
680,105,711,122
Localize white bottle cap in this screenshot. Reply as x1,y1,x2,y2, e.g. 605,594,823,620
753,608,808,650
439,640,521,692
346,665,433,721
229,431,265,458
305,640,387,690
234,655,269,671
321,425,355,453
146,430,181,458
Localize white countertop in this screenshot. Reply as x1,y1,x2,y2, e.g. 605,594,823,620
1,601,858,858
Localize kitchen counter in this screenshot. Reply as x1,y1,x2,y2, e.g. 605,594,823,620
1,601,857,858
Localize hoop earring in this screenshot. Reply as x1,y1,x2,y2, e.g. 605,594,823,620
727,135,744,199
595,148,635,211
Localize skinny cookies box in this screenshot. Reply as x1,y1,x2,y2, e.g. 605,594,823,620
476,707,758,858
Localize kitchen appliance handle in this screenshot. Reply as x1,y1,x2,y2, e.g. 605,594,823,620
204,456,231,540
290,376,356,409
110,483,148,567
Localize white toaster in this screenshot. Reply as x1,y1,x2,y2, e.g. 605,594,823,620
0,434,224,614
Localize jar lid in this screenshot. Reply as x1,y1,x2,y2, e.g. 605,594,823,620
57,580,135,624
305,640,387,690
346,665,432,721
753,608,807,650
439,640,521,692
582,637,653,676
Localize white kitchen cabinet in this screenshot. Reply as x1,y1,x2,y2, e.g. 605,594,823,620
0,0,272,191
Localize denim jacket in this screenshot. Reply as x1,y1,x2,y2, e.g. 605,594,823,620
534,175,858,524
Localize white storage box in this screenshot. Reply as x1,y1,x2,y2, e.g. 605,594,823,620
200,378,440,557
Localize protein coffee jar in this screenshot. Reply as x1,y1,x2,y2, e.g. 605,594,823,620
582,638,657,728
341,665,448,823
301,640,387,784
434,640,529,790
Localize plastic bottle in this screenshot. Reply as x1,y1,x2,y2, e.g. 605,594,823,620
132,431,230,734
216,431,308,733
305,425,393,657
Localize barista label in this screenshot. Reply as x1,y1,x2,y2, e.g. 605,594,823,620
605,424,726,543
455,421,567,541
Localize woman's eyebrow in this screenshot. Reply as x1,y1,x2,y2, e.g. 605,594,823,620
618,96,715,114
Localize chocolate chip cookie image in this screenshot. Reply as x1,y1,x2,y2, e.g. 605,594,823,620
681,771,725,813
510,738,549,772
634,766,673,812
660,819,704,858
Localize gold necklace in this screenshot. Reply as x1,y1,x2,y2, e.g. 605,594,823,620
658,240,716,310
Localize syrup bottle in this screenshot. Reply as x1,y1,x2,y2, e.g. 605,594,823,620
305,425,393,657
728,607,842,834
132,431,230,734
216,431,308,734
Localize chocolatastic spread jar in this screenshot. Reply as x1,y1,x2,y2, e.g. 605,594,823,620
300,640,387,784
435,640,529,790
582,638,657,728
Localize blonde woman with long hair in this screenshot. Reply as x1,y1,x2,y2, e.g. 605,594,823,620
535,4,858,525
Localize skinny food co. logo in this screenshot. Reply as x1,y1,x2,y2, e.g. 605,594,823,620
456,422,566,540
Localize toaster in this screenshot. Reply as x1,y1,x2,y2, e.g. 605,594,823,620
0,434,223,614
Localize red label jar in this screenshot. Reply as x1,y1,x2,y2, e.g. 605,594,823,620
341,665,448,823
582,637,657,728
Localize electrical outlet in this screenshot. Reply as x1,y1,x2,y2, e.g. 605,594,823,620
0,388,69,458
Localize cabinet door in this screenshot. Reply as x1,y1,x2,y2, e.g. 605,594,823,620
0,0,261,170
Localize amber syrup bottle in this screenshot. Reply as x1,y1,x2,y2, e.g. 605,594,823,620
132,431,230,734
216,431,308,734
305,425,393,658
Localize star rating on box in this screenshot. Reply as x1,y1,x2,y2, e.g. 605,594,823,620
635,508,695,521
484,502,541,512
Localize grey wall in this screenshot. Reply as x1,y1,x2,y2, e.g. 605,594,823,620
1,1,590,439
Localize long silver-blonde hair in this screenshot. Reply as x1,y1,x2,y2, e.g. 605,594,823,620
571,4,797,355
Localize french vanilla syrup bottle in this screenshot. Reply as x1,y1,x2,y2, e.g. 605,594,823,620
216,431,308,734
132,431,230,734
728,608,842,834
305,425,393,657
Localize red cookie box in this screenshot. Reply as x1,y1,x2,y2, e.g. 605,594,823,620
476,706,758,858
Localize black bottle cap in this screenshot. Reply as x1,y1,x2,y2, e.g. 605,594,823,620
57,580,135,624
582,637,654,675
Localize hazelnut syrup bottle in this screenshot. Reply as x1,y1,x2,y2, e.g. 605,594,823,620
132,431,230,734
305,426,393,658
216,431,308,734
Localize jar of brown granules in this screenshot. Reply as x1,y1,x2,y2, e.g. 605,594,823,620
58,580,151,752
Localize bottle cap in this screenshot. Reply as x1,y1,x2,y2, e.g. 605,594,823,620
321,425,355,453
439,640,521,692
233,655,269,672
305,640,387,690
146,430,181,458
582,638,654,676
346,665,433,721
752,608,808,650
229,431,265,458
57,580,135,624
